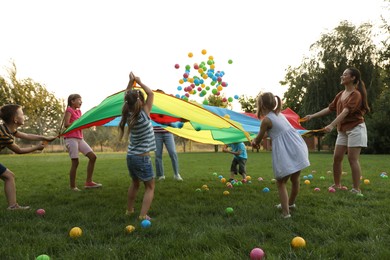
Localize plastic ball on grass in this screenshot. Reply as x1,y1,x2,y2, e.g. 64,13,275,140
250,247,264,260
271,179,276,184
141,219,151,228
262,187,270,193
320,176,325,180
221,178,227,183
291,236,306,248
125,225,135,233
246,176,252,181
328,187,336,193
69,227,82,239
223,191,230,196
212,172,218,176
225,207,234,215
36,254,50,260
304,180,310,185
314,187,321,192
364,179,370,184
195,188,202,192
36,208,45,216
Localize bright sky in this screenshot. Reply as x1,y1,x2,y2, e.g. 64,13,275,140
0,0,386,112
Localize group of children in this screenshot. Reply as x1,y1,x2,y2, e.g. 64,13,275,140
1,67,369,220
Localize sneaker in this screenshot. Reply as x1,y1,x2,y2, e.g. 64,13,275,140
84,181,102,189
7,204,30,210
282,214,291,219
275,203,296,209
139,215,151,220
71,187,81,192
174,174,183,181
350,188,361,194
157,176,166,181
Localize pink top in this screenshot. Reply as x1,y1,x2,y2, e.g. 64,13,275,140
63,107,83,139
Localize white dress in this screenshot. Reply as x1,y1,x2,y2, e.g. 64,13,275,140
266,112,310,179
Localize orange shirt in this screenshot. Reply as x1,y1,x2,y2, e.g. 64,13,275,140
328,90,366,132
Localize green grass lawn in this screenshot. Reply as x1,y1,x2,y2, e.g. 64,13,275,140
0,151,389,259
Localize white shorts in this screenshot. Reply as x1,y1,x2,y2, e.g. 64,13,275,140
335,123,367,148
65,138,93,159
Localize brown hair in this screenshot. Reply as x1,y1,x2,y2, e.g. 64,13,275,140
347,67,370,113
0,104,21,124
256,92,282,119
67,94,81,107
118,89,145,140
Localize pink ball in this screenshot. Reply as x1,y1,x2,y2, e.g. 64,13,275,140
328,187,336,193
250,248,265,260
36,208,45,216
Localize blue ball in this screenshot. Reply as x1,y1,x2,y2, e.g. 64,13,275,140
141,219,151,228
262,187,270,193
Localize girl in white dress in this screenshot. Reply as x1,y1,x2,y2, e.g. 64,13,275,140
251,92,310,218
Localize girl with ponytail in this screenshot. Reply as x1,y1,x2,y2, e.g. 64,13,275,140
252,92,310,219
119,72,156,220
303,67,369,194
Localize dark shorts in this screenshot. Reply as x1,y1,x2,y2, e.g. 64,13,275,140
0,163,7,175
126,155,154,182
230,158,247,175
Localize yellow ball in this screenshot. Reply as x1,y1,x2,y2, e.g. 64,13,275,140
201,49,207,55
246,176,252,181
188,52,193,58
221,178,227,183
304,180,310,185
291,236,306,248
69,227,82,238
201,184,208,190
364,179,370,184
223,191,230,196
125,225,135,233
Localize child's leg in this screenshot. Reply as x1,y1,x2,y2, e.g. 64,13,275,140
277,176,290,216
289,171,301,205
239,159,247,180
70,158,79,188
127,178,140,212
139,179,155,218
85,152,97,183
0,169,17,207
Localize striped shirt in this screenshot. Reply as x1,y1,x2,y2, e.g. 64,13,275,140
127,110,156,155
0,124,15,151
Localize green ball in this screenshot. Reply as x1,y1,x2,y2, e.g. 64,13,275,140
195,188,202,192
228,59,233,64
36,255,50,260
225,207,234,214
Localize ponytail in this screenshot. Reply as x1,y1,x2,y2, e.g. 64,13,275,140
118,90,144,140
348,67,370,113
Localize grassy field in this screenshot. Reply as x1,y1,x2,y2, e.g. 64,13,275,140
0,151,389,260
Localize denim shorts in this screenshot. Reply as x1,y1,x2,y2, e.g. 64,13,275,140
126,155,154,181
0,163,6,175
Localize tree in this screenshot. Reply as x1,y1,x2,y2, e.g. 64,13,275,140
282,21,384,150
1,62,64,138
238,95,257,113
